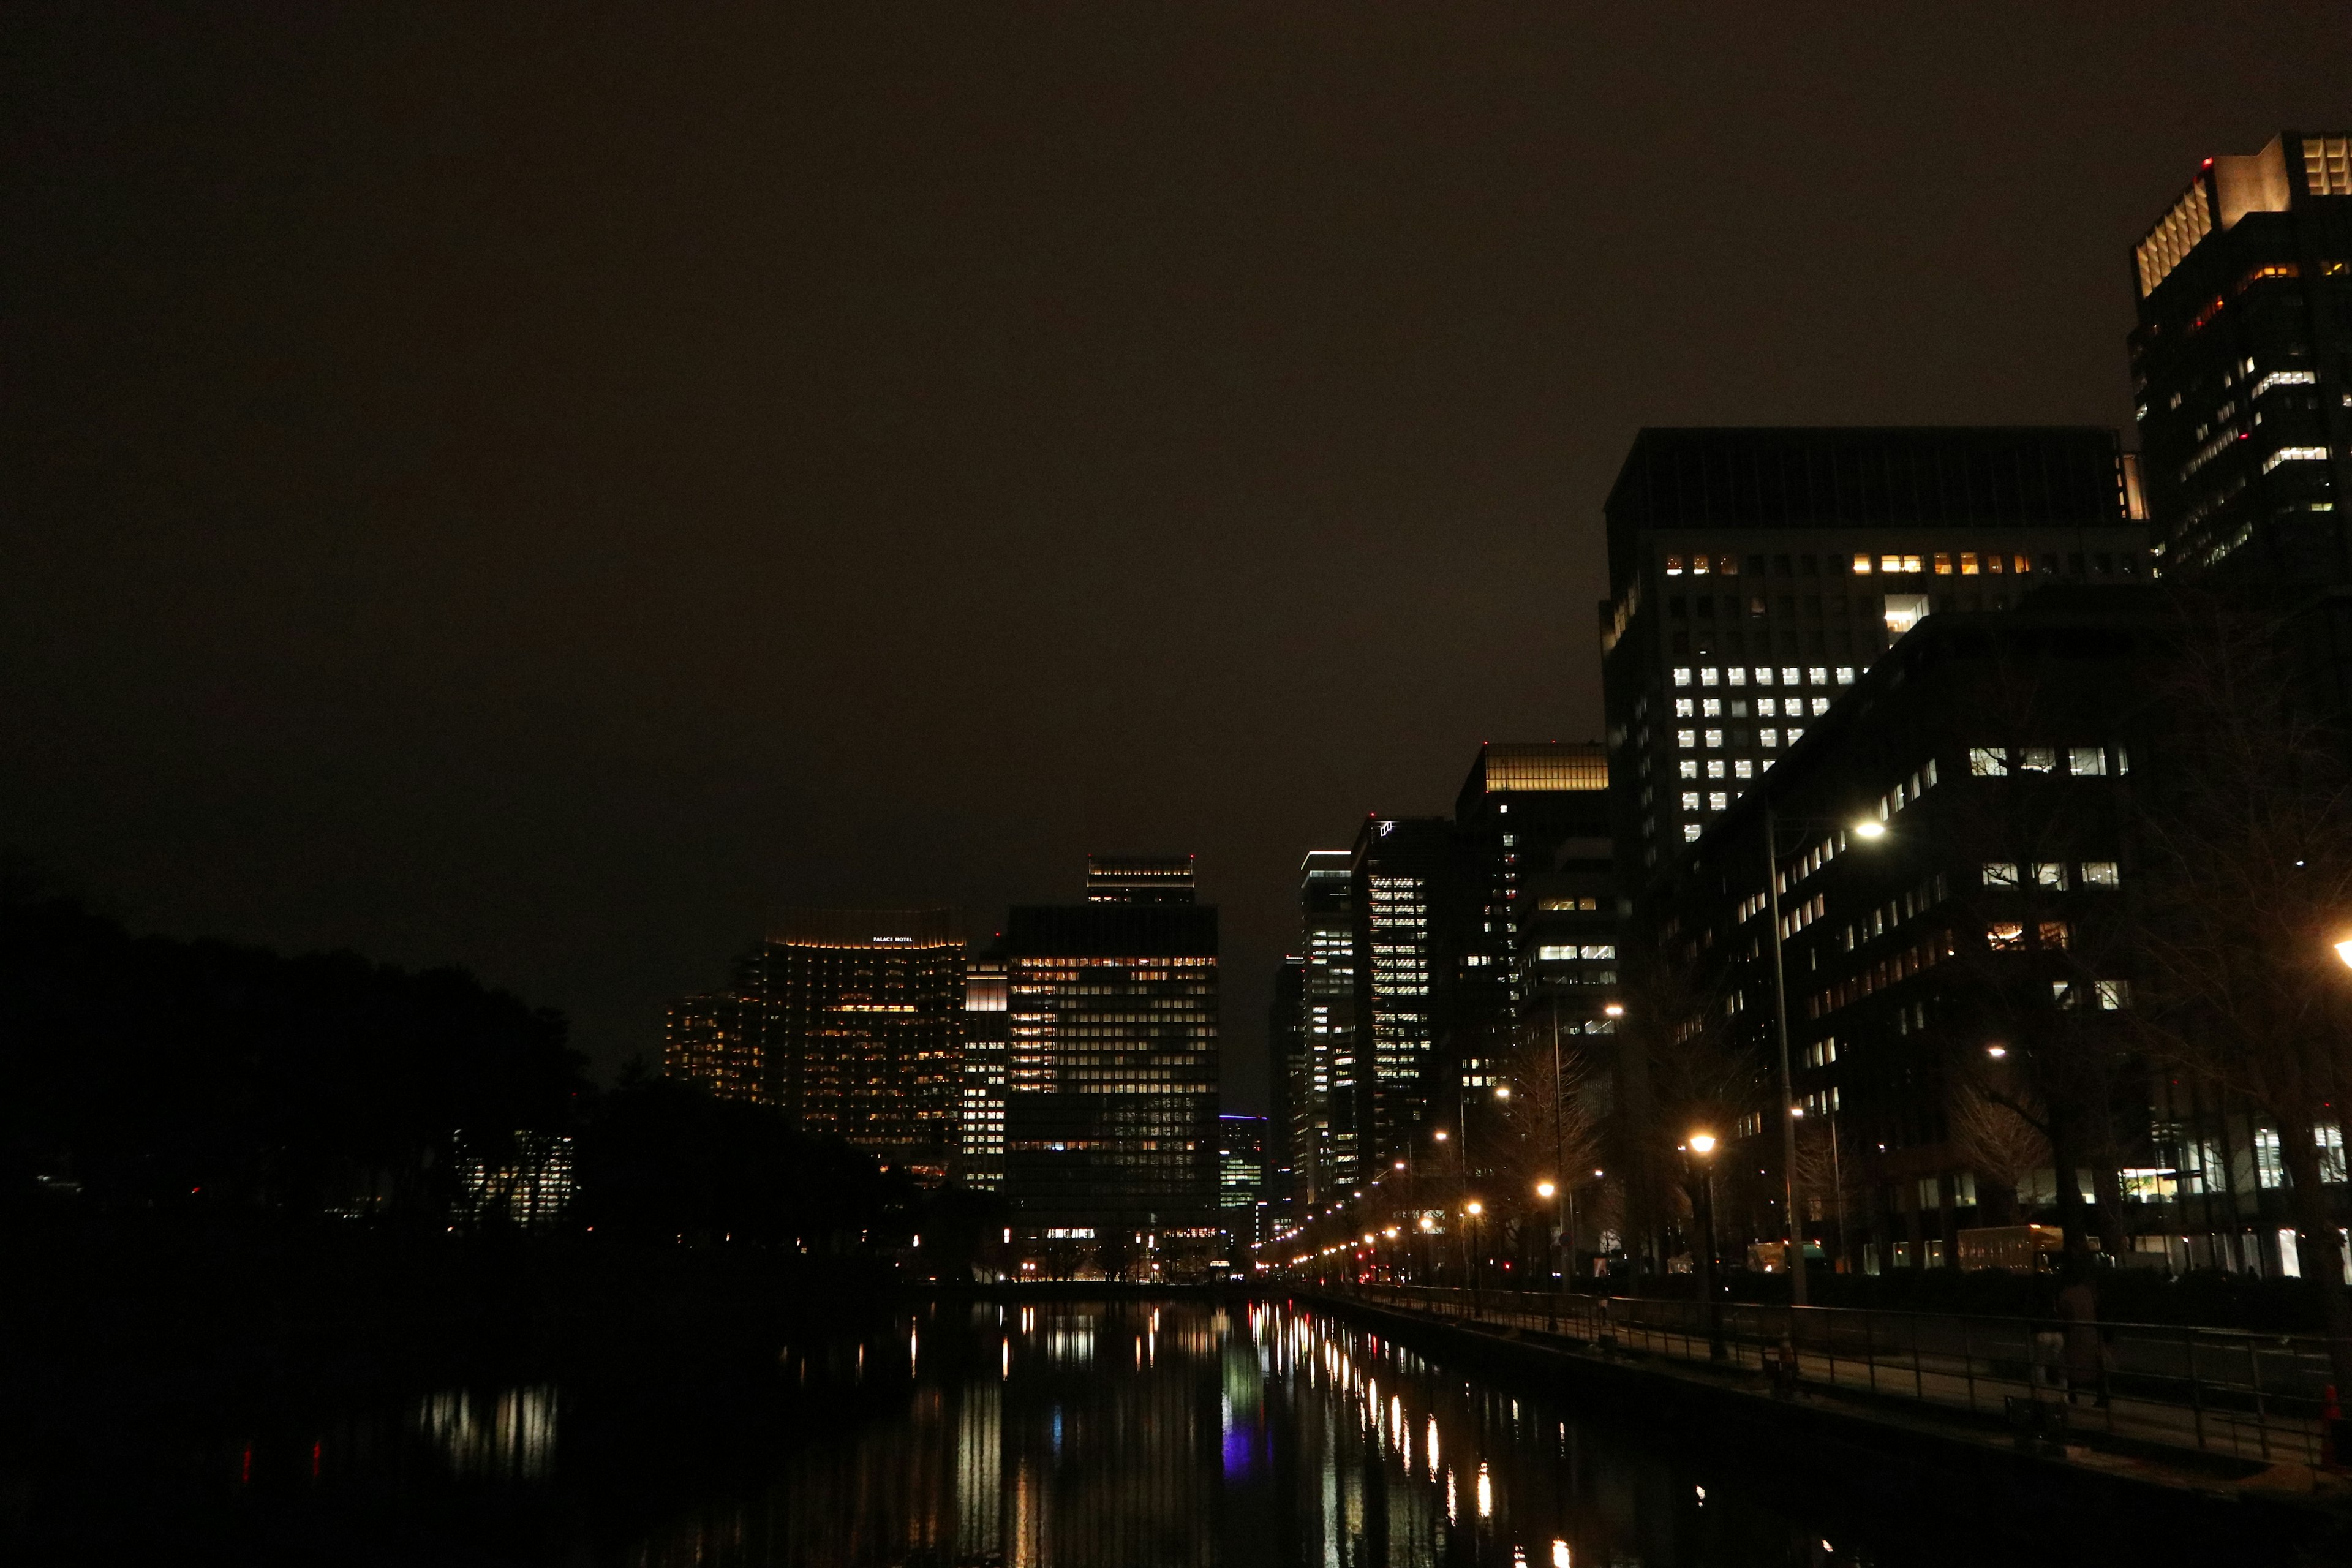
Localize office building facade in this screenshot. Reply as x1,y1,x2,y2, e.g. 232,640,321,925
1218,1113,1268,1269
1294,850,1359,1202
959,952,1010,1190
729,908,966,1182
1599,427,2150,881
2127,130,2352,715
1001,869,1221,1278
663,992,762,1102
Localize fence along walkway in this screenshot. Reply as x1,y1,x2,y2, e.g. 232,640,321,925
1338,1283,2332,1467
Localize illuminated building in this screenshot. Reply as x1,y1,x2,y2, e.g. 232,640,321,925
663,992,761,1102
1085,853,1197,904
1217,1114,1267,1267
1002,869,1221,1276
731,908,965,1182
1349,816,1457,1174
451,1129,574,1231
960,951,1009,1190
1294,851,1358,1199
2127,132,2352,709
1452,742,1615,1074
1599,428,2149,876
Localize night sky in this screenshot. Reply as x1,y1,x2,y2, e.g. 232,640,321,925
6,6,2346,1109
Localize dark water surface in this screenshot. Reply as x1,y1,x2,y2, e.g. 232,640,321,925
44,1297,2195,1565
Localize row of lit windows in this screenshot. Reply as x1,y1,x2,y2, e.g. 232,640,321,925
1673,665,1855,688
1665,552,2047,579
1677,695,1831,719
1969,745,2125,777
1679,757,1757,781
1983,861,2120,889
1676,726,1804,750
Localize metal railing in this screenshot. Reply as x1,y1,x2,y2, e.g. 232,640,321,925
1329,1282,2336,1466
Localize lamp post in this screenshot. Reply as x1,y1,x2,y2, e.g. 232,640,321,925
1464,1200,1485,1300
1763,804,1889,1308
1687,1131,1725,1360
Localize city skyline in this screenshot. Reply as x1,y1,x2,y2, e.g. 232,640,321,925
7,10,2348,1120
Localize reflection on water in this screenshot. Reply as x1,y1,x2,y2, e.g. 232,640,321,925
416,1385,559,1480
630,1302,1882,1567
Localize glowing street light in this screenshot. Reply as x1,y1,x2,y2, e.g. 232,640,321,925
1986,1044,2008,1058
1464,1200,1484,1216
1687,1131,1717,1156
1852,819,1887,840
2335,938,2352,970
1603,1002,1624,1018
1494,1084,1512,1100
1535,1180,1556,1199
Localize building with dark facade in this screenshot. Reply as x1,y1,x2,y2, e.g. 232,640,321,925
1085,853,1197,904
1265,952,1305,1234
1633,588,2323,1278
725,908,967,1182
1293,850,1358,1204
1599,427,2149,883
1001,867,1221,1278
2127,130,2352,716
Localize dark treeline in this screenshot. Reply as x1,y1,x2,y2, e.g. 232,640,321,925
0,875,968,1267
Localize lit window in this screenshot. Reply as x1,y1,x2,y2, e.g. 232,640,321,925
1701,698,1721,717
2033,863,2068,889
1883,593,1929,636
1852,554,1873,574
2039,921,2070,949
1676,729,1697,748
2081,861,2120,886
2013,555,2031,574
1727,667,1747,685
1969,747,2007,776
1691,554,1711,574
1678,760,1698,779
2019,748,2057,772
1708,791,1728,811
1580,944,1616,960
1705,760,1725,778
1807,667,1828,685
1835,667,1855,684
1537,944,1575,961
2068,747,2107,776
1673,668,1692,687
1933,553,1953,575
1902,554,1922,573
2097,980,2132,1011
1781,666,1800,685
1988,922,2025,951
1787,726,1805,744
1755,666,1776,685
1681,792,1700,811
1674,698,1695,717
1757,698,1778,717
1683,824,1702,842
1760,729,1779,747
1733,760,1753,779
1810,696,1831,716
1959,552,1980,575
2263,445,2330,473
1665,555,1685,575
1703,729,1723,748
1880,553,1902,573
1717,555,1736,575
1700,668,1720,687
1982,862,2019,888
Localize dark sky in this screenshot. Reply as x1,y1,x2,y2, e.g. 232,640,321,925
5,6,2346,1109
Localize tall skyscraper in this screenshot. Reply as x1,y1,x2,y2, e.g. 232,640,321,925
1350,816,1457,1175
1265,952,1305,1229
728,908,965,1181
2127,131,2352,710
959,950,1010,1190
1002,863,1221,1278
1295,851,1359,1199
1599,428,2147,878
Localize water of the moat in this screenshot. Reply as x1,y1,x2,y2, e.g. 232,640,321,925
72,1298,2168,1566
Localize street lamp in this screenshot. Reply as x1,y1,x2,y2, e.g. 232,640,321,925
1464,1200,1485,1298
2335,938,2352,970
1762,804,1891,1305
1686,1129,1725,1360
